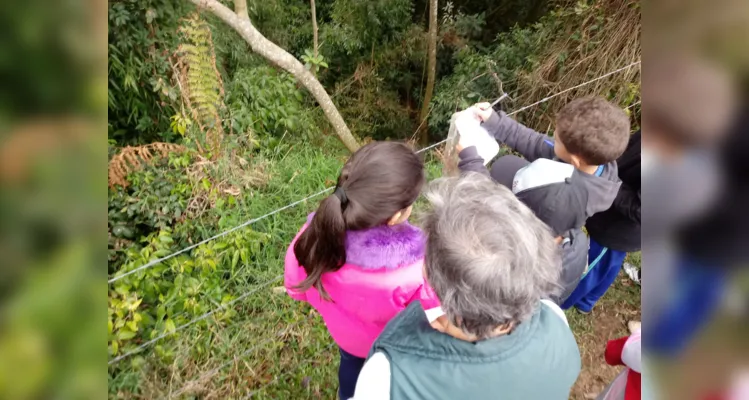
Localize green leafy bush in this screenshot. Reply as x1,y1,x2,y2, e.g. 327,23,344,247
108,0,190,144
108,227,269,363
225,66,319,139
108,153,192,262
321,0,414,58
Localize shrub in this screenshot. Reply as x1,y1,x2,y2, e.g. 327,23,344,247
108,227,269,363
430,0,641,135
225,66,320,140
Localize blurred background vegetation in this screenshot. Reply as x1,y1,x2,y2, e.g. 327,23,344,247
0,0,104,397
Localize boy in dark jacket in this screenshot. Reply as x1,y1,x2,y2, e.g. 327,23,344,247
562,130,641,312
457,97,630,305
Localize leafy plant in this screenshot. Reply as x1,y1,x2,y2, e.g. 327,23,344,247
170,113,193,136
301,49,329,74
108,0,190,144
108,227,269,361
321,0,413,57
225,66,318,139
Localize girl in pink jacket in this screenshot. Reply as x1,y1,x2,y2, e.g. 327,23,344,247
284,142,434,400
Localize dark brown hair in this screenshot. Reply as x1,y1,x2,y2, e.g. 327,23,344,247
293,142,425,300
556,96,630,165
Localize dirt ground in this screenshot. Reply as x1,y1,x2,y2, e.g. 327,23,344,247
567,271,642,400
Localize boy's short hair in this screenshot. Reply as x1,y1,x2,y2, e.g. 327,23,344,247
643,54,736,147
555,96,630,165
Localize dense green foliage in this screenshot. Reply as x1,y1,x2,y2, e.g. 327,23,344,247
108,0,190,144
108,0,640,397
108,0,589,146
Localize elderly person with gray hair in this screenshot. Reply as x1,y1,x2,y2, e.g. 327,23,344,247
351,173,580,400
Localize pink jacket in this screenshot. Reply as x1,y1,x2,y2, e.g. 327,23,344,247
284,215,437,358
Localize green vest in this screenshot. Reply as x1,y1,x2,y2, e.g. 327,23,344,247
369,301,580,399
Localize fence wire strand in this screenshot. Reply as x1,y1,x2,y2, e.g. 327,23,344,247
108,189,332,283
108,274,283,365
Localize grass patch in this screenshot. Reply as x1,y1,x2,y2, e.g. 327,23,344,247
108,141,641,399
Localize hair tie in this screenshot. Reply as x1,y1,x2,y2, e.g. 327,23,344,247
334,187,348,206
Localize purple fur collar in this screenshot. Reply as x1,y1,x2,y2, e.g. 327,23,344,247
305,213,425,270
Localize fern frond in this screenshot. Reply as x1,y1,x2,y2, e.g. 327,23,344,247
174,12,226,157
108,143,187,188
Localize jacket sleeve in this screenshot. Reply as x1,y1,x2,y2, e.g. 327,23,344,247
612,184,641,224
457,147,490,176
284,225,309,302
482,110,556,162
620,330,641,373
352,352,392,400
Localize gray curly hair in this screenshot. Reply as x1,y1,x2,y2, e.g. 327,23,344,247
422,173,562,339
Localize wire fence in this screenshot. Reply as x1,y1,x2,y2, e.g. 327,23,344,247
109,60,641,395
108,274,284,365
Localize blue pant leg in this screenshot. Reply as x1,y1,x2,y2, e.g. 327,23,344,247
562,239,607,310
338,347,366,400
575,249,628,311
645,259,726,357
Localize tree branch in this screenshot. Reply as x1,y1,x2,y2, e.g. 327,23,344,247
310,0,318,58
417,0,438,144
188,0,360,152
234,0,249,20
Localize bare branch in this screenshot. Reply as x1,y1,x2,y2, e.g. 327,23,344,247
234,0,248,20
188,0,360,152
310,0,318,58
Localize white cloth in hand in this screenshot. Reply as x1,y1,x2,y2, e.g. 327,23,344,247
455,108,500,165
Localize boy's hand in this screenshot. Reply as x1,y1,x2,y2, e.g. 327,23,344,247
472,102,493,122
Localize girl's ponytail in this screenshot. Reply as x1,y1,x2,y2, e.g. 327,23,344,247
292,142,425,301
293,187,348,300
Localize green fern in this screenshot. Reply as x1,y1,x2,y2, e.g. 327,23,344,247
175,13,226,157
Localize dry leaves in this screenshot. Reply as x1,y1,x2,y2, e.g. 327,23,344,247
108,142,186,188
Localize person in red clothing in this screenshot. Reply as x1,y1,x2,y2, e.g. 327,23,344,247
597,328,641,400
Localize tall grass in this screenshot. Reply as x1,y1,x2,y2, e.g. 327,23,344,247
510,0,641,130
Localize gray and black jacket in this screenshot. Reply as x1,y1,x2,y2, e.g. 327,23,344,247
457,109,622,235
586,130,641,252
456,110,622,304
